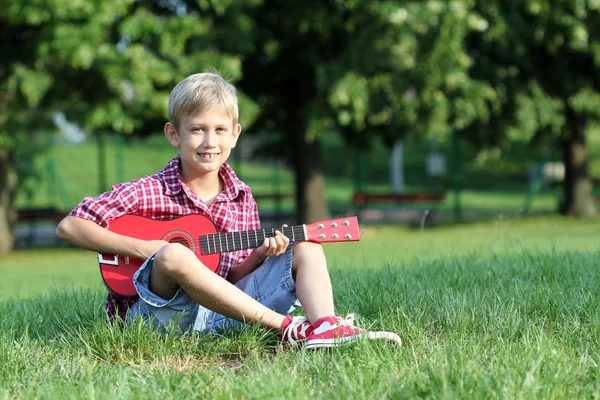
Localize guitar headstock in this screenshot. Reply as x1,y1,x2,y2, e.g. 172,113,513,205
304,216,360,243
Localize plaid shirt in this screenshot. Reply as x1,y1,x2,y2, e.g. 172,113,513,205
69,156,260,320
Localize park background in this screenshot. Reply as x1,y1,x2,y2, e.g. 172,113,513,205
1,1,600,399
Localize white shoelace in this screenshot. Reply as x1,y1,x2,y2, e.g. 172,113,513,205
342,314,403,347
282,316,311,346
341,314,355,326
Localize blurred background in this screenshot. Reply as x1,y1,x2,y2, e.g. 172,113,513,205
1,0,599,253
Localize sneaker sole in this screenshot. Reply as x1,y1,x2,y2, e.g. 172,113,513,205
304,333,364,349
368,331,402,347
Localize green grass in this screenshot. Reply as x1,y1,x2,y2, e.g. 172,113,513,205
1,217,599,398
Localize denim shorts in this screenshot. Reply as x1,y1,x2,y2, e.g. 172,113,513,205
127,246,299,333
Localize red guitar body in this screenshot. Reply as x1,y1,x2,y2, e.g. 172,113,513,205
98,214,221,297
98,214,360,296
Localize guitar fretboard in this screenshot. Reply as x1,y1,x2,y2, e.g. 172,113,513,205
199,225,306,255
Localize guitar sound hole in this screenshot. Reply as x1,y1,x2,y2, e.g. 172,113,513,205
170,237,190,249
162,230,197,253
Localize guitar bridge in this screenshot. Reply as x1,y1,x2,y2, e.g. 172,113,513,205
98,253,119,266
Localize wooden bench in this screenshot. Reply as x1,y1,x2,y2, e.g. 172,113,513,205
16,207,67,247
352,192,447,224
17,207,67,223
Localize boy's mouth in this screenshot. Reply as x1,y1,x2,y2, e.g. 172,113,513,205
198,152,220,159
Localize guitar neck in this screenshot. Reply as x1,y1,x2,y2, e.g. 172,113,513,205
199,225,306,255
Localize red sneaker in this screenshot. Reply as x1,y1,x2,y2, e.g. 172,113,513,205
305,314,365,349
281,316,314,347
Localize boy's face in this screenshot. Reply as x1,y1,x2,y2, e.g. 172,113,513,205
164,106,241,181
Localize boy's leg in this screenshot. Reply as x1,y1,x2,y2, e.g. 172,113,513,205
292,241,371,348
200,245,302,334
148,243,285,330
292,241,336,323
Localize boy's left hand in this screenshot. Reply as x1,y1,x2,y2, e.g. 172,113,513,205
256,224,290,258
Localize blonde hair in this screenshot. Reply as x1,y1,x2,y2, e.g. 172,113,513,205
168,72,239,129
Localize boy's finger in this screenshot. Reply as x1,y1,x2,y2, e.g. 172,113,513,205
269,237,278,249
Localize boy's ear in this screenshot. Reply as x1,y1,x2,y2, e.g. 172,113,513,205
232,123,242,148
164,122,179,147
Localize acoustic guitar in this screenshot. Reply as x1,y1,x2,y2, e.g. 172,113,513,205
98,214,360,296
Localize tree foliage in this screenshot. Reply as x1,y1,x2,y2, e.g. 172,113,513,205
0,0,258,252
1,0,597,254
464,0,600,215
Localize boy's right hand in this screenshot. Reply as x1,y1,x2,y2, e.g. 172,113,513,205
138,239,170,260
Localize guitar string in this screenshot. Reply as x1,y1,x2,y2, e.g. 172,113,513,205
165,224,350,255
198,227,306,253
200,227,305,243
200,227,306,246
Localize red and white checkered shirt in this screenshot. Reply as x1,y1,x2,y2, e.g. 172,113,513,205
69,156,260,320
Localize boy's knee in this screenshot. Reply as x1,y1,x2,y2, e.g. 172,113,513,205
293,241,323,253
154,243,194,277
292,241,325,268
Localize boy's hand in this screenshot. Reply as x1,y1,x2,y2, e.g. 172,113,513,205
256,224,290,259
138,239,169,260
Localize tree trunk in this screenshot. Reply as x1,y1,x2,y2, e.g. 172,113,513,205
288,109,330,224
559,112,597,217
291,137,329,224
0,148,17,254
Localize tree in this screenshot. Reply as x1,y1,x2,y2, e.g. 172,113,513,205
0,0,257,253
465,0,599,216
233,1,496,223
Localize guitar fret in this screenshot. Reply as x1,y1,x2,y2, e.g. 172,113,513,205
246,230,250,249
291,227,296,241
225,232,229,251
206,236,211,254
212,235,217,255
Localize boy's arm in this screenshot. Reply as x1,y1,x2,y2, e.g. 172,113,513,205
56,216,166,260
57,182,165,259
227,194,290,284
226,229,289,284
226,249,270,284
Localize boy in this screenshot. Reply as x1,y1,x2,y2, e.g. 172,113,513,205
56,72,401,349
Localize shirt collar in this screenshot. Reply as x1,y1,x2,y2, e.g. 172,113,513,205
163,156,183,196
163,156,249,200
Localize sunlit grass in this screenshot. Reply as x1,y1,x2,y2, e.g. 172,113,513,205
1,217,599,397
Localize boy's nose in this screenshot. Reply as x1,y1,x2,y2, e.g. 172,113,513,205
203,131,217,147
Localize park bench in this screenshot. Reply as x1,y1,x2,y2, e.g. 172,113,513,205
17,207,67,223
16,207,67,247
352,191,447,224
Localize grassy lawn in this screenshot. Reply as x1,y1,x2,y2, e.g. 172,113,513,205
1,217,599,398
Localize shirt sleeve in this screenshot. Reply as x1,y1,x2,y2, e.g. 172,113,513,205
235,193,261,265
69,181,139,228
